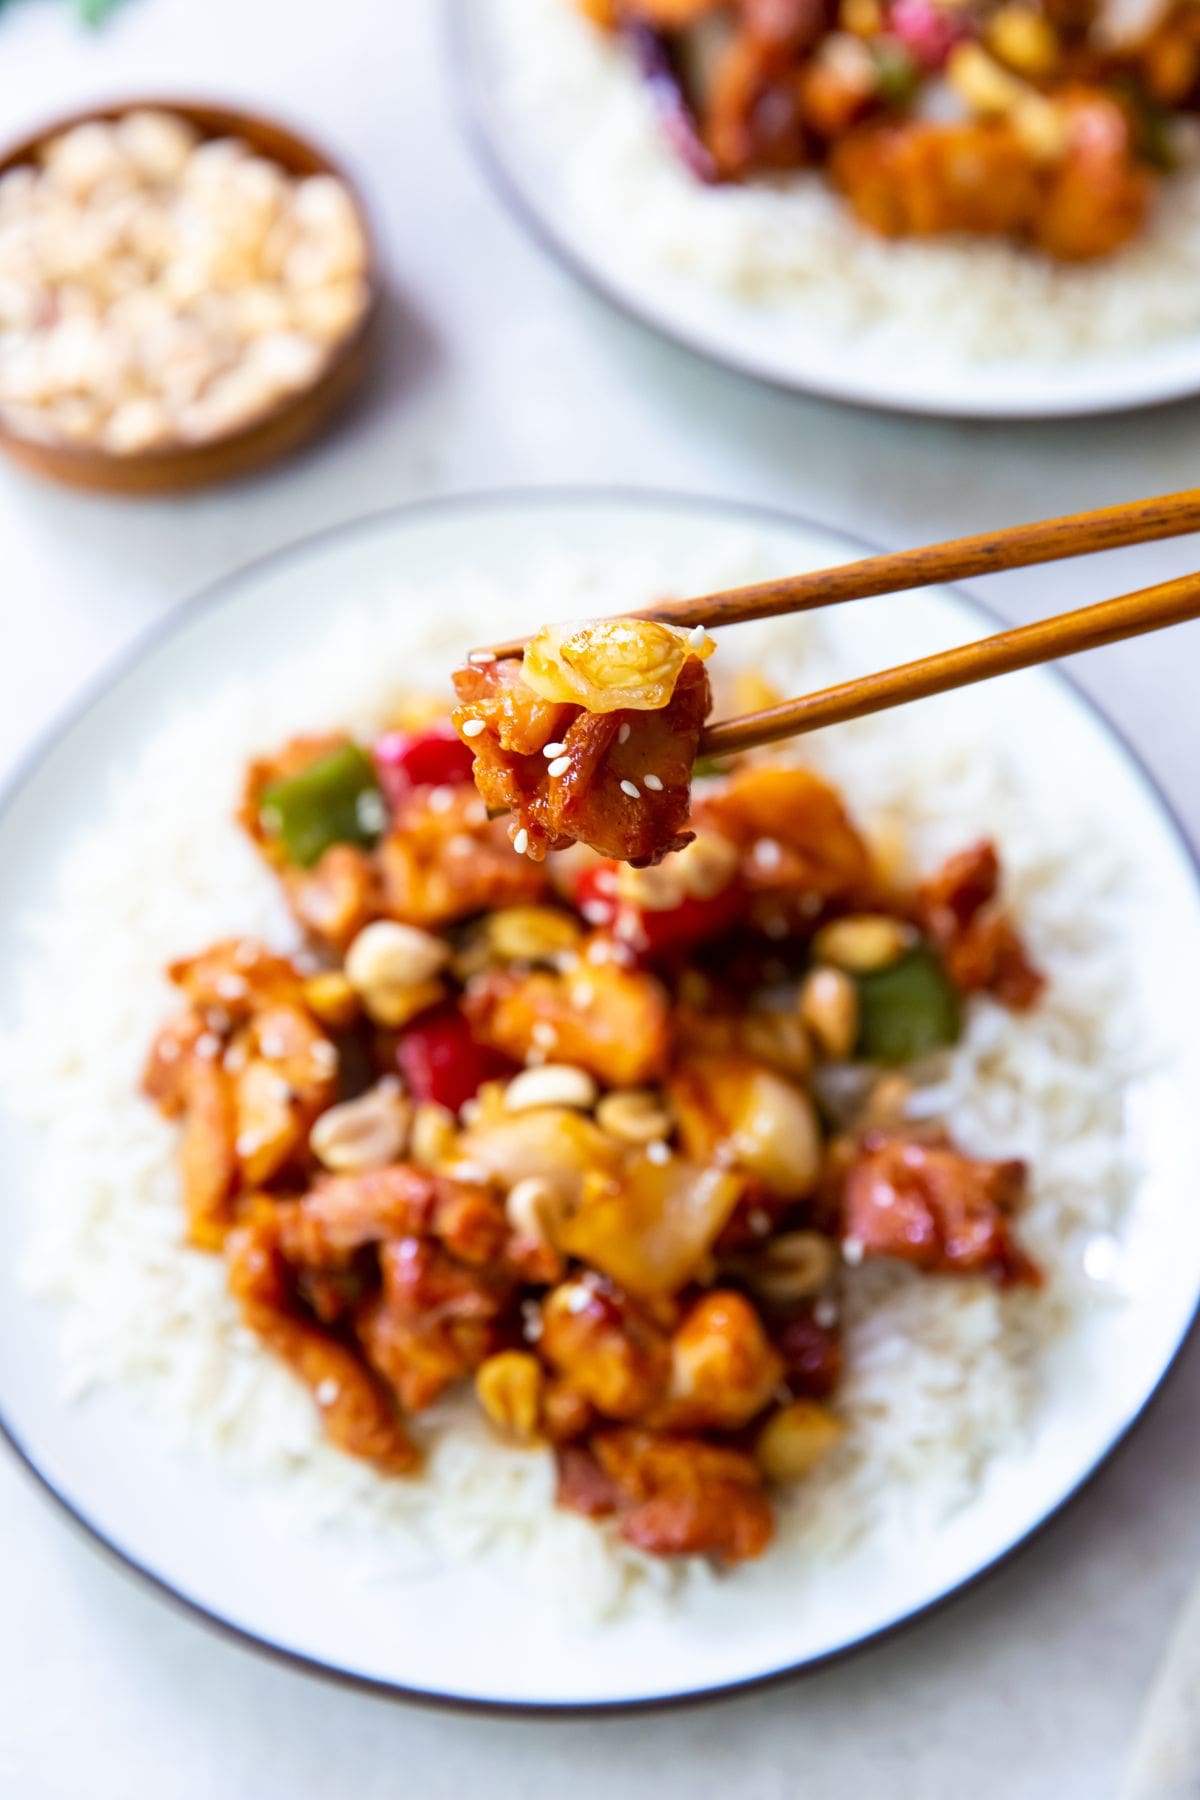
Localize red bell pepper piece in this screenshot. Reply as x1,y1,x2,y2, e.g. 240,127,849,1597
397,1004,514,1114
373,723,476,808
574,861,741,957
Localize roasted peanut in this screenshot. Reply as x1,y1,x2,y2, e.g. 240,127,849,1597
475,1351,543,1441
799,967,859,1060
756,1401,844,1482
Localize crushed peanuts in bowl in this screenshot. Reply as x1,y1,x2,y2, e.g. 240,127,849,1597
0,104,376,483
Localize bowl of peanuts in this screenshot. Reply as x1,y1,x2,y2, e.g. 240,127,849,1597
0,101,379,494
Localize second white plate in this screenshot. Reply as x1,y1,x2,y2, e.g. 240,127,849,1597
451,0,1200,420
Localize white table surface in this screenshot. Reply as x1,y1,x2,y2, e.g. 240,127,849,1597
2,2,1200,1795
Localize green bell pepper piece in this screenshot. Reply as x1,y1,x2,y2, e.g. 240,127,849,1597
259,744,383,869
855,943,962,1066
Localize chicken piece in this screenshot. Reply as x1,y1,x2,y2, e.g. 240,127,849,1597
177,1055,239,1250
378,783,547,928
166,937,305,1020
273,1165,506,1268
145,940,337,1240
555,1442,622,1514
226,1219,419,1474
832,97,1148,259
142,1010,210,1116
832,117,1048,239
357,1236,514,1413
741,0,828,45
463,952,670,1087
697,764,873,903
453,655,712,867
703,28,812,177
283,843,380,952
539,1277,674,1420
1034,90,1150,261
232,1001,339,1188
656,1290,784,1430
590,1428,774,1561
918,839,1044,1011
840,1132,1040,1285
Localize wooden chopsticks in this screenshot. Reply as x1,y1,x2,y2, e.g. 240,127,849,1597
700,568,1200,756
474,487,1200,662
468,488,1200,761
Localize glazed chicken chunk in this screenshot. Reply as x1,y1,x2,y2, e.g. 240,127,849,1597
452,616,715,865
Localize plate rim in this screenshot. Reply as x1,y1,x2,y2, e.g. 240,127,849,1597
444,0,1200,423
3,483,1199,1716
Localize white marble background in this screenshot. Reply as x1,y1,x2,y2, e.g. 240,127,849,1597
2,2,1199,1795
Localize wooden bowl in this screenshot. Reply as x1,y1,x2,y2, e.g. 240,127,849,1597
0,100,381,496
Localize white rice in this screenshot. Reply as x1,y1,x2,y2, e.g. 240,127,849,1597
488,0,1200,362
0,546,1147,1620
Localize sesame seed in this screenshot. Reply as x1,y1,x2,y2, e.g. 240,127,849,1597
754,837,782,870
357,790,387,835
687,624,708,648
594,866,620,896
581,901,611,926
842,1237,865,1266
468,649,496,664
646,1140,671,1166
513,827,530,855
531,1021,558,1048
643,773,664,793
524,1046,548,1066
194,1032,221,1060
747,1207,772,1236
618,723,631,744
620,779,640,800
310,1041,338,1073
571,980,596,1007
258,1033,286,1059
215,973,247,1001
448,1160,489,1183
315,1378,341,1406
461,718,485,738
158,1039,180,1065
543,741,567,758
564,1283,593,1314
1083,1235,1119,1282
521,1299,544,1341
429,785,455,814
547,755,571,778
814,1299,839,1329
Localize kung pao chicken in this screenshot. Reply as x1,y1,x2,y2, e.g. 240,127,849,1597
145,659,1044,1564
578,0,1200,259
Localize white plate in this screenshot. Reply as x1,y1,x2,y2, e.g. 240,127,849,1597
2,490,1199,1712
450,0,1200,420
